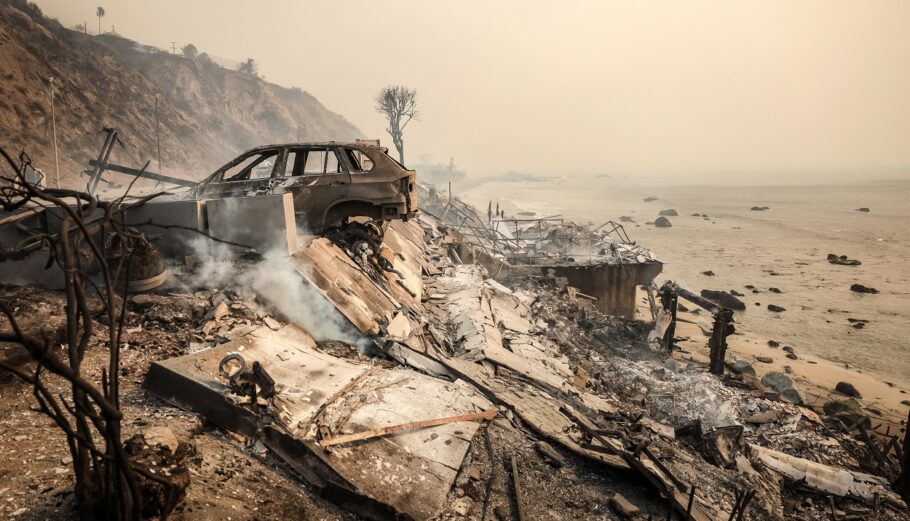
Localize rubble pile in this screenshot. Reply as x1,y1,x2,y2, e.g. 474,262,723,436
2,200,908,520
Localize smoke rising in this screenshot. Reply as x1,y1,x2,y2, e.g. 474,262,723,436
177,234,365,345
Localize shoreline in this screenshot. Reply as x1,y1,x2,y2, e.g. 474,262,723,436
460,182,910,388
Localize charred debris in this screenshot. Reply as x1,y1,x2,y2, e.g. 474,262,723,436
1,142,909,521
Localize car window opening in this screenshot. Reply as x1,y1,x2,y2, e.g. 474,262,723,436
223,151,278,181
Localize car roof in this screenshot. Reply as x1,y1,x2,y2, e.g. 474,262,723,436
237,142,380,156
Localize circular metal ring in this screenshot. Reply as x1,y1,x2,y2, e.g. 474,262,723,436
218,352,246,380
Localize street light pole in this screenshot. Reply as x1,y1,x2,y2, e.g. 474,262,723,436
49,76,60,188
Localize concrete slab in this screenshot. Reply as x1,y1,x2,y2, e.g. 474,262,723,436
143,324,491,521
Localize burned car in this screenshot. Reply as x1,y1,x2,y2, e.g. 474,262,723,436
192,142,417,231
90,140,417,233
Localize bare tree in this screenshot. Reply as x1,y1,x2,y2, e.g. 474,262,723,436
181,43,198,60
0,147,186,520
374,85,418,164
96,6,105,35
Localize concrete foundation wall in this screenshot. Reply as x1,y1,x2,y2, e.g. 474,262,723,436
205,193,297,254
508,261,662,318
123,199,206,259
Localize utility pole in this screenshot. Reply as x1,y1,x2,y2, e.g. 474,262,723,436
170,41,177,54
154,94,162,173
49,76,60,188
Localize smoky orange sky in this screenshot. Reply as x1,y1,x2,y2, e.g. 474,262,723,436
35,0,910,184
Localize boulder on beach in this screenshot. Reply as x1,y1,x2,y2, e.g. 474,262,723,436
767,304,786,313
823,398,869,426
855,207,870,212
779,388,804,405
658,209,678,216
730,289,744,297
761,371,793,393
827,253,861,266
619,216,635,223
727,359,755,376
750,206,770,211
767,340,780,347
768,287,782,293
760,372,804,404
834,382,862,399
850,284,879,294
643,196,658,202
654,216,672,228
702,270,715,276
700,289,746,310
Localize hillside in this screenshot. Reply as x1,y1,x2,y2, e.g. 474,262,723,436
0,0,361,185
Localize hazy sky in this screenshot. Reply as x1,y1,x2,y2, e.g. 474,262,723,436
35,1,910,184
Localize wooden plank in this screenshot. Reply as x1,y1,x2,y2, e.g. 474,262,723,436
511,455,526,521
320,408,498,447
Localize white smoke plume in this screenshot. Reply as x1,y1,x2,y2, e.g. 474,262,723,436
175,233,366,346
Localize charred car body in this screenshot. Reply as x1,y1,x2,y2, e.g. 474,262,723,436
92,140,418,233
192,142,417,231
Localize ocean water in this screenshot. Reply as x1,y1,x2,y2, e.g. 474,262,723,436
460,177,910,386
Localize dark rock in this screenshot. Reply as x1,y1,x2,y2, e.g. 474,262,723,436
767,304,786,313
691,213,701,217
653,216,672,228
827,253,861,266
761,372,793,393
756,356,773,364
619,216,635,223
730,290,744,297
768,287,782,293
643,196,658,202
767,340,780,347
850,284,879,294
700,289,746,310
835,382,862,398
494,505,509,521
786,353,798,360
702,270,715,276
761,372,804,404
744,284,755,290
782,346,795,354
855,207,870,212
823,398,869,426
676,303,689,312
750,206,770,211
659,209,678,216
780,387,804,405
727,359,755,376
